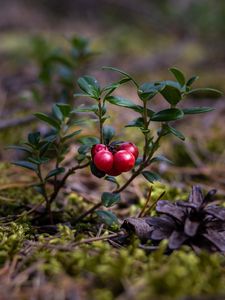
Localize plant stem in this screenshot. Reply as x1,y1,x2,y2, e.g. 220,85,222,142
49,161,90,204
142,101,149,162
74,201,102,223
98,99,103,143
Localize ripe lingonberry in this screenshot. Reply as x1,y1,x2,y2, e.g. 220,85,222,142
94,150,113,172
91,144,107,158
113,150,135,173
118,142,139,159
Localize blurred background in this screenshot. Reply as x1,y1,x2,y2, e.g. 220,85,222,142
0,0,224,191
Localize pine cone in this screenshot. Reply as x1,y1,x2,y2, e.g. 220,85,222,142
146,186,225,252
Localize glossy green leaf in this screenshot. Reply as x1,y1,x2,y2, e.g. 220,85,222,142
142,171,161,183
7,145,33,154
106,96,154,116
104,176,119,187
151,108,184,122
34,113,60,130
187,88,222,96
160,83,182,105
169,67,185,86
102,66,139,87
125,117,144,128
62,129,82,141
182,107,214,115
165,124,185,141
138,82,164,101
79,136,99,146
186,75,199,87
101,192,121,207
77,75,100,98
96,210,119,226
12,160,38,172
150,155,173,164
28,132,40,146
56,103,71,118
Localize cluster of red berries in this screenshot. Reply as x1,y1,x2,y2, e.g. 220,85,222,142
91,142,139,177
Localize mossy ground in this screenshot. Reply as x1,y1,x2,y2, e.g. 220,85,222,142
0,163,225,300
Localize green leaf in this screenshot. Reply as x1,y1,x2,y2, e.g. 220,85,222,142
142,171,161,183
104,176,119,188
160,83,182,105
165,124,185,141
34,113,60,130
12,160,38,172
101,192,121,207
151,108,184,122
186,75,199,87
169,67,186,86
138,82,164,101
96,210,119,226
52,104,63,121
56,103,71,117
187,88,222,96
46,167,65,180
77,75,100,98
102,66,139,87
150,155,173,164
106,96,154,116
103,126,115,144
62,129,82,141
7,145,33,154
125,117,144,128
28,132,40,146
182,107,214,115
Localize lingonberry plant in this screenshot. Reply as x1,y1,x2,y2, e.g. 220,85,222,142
10,67,221,225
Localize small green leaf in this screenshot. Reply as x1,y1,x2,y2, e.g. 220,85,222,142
138,82,164,101
7,145,33,154
28,132,40,146
106,96,154,116
62,129,82,141
151,108,184,122
12,160,38,172
77,75,100,98
104,176,119,188
52,104,63,121
142,171,161,183
160,83,182,105
169,67,186,86
101,192,121,207
102,66,139,87
96,210,119,226
56,103,71,117
187,88,222,96
78,144,90,154
46,167,65,180
103,126,115,144
34,113,60,130
165,124,185,141
186,75,199,87
125,117,144,128
150,155,173,164
182,107,214,115
90,162,105,178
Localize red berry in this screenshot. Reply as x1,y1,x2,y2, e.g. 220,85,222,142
118,142,139,159
94,150,113,172
91,144,107,158
113,150,135,173
107,166,122,176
